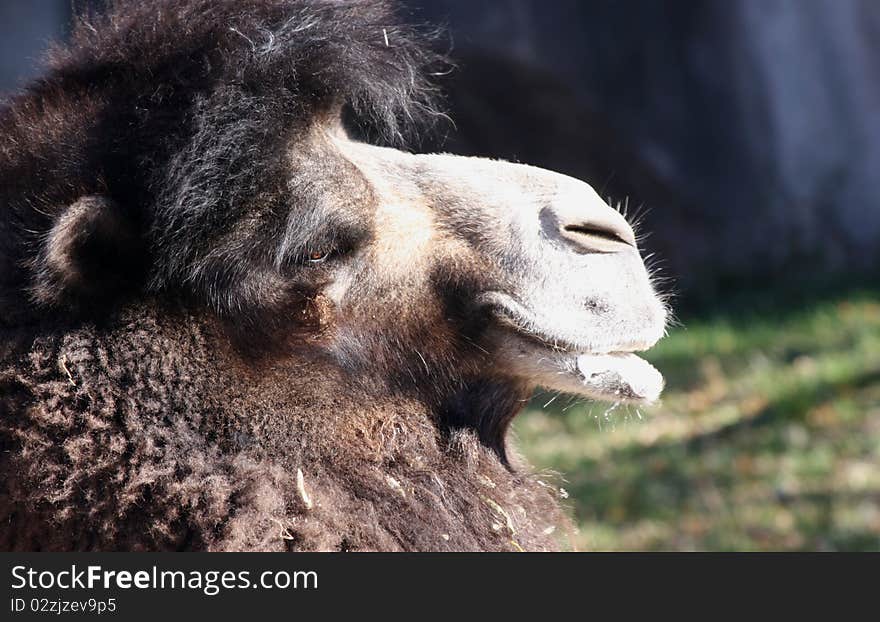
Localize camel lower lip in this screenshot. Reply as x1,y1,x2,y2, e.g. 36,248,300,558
484,293,665,403
574,352,664,403
497,331,665,404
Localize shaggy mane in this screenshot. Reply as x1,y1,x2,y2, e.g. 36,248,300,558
57,0,442,142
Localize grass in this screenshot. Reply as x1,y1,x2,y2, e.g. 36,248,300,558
513,288,880,551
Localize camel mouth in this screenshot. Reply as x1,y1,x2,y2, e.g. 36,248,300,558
481,292,665,404
503,335,665,404
569,351,664,403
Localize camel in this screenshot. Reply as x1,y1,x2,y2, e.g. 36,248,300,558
0,0,667,551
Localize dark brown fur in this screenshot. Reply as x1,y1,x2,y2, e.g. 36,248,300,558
0,0,569,551
1,303,566,551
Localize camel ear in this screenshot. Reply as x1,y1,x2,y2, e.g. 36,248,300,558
30,195,144,310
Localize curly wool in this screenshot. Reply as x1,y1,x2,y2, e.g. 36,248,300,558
0,304,567,551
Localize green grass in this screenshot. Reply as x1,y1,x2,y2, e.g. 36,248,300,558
513,289,880,551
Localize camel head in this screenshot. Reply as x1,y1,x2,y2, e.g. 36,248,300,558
321,134,668,406
6,0,667,457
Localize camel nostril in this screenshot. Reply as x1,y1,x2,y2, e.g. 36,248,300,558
562,221,636,253
538,205,636,254
564,224,632,246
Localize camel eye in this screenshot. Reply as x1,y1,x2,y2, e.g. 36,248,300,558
307,250,330,264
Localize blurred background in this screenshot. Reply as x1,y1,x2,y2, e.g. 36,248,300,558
2,0,878,550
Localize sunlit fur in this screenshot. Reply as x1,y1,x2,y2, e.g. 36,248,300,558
0,0,665,551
